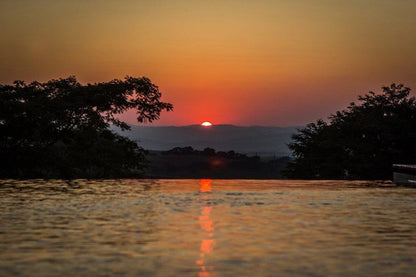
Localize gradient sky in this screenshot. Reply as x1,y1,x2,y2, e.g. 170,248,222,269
1,0,415,126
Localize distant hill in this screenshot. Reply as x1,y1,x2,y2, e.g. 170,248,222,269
113,124,299,157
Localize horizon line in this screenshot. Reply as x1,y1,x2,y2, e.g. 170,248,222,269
125,123,304,128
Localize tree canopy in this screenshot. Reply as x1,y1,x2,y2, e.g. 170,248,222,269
0,76,172,178
283,84,416,180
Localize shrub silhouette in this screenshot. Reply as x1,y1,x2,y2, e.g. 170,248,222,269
0,76,172,178
283,84,416,179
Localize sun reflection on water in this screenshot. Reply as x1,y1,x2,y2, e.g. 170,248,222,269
199,179,212,192
196,179,215,277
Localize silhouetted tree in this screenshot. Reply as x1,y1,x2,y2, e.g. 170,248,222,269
283,84,416,179
0,76,172,178
147,148,290,178
203,147,216,156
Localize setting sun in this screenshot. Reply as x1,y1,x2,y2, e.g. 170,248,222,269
201,122,212,127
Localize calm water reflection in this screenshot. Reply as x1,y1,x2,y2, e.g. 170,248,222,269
1,179,416,276
197,179,215,277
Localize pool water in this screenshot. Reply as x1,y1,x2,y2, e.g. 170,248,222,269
1,179,415,276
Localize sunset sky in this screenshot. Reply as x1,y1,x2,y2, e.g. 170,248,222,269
1,0,415,126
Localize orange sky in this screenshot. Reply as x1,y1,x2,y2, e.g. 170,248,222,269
1,0,415,126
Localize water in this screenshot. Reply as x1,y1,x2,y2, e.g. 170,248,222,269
1,179,416,276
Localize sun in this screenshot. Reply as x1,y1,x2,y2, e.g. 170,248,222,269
201,121,213,127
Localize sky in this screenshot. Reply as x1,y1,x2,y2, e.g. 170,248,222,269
1,0,415,126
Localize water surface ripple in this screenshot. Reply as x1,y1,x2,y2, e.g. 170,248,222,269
1,179,415,276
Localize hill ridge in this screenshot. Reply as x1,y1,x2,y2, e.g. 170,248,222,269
112,124,299,156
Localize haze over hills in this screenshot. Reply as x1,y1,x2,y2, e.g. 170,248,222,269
113,124,299,157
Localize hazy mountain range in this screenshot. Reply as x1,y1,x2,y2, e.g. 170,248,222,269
113,125,300,157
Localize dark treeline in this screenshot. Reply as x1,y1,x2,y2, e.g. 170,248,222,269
283,84,416,180
145,147,291,179
163,146,253,159
0,76,172,178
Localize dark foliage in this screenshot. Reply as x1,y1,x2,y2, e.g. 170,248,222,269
283,84,416,180
163,147,252,159
146,147,291,179
0,76,172,178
